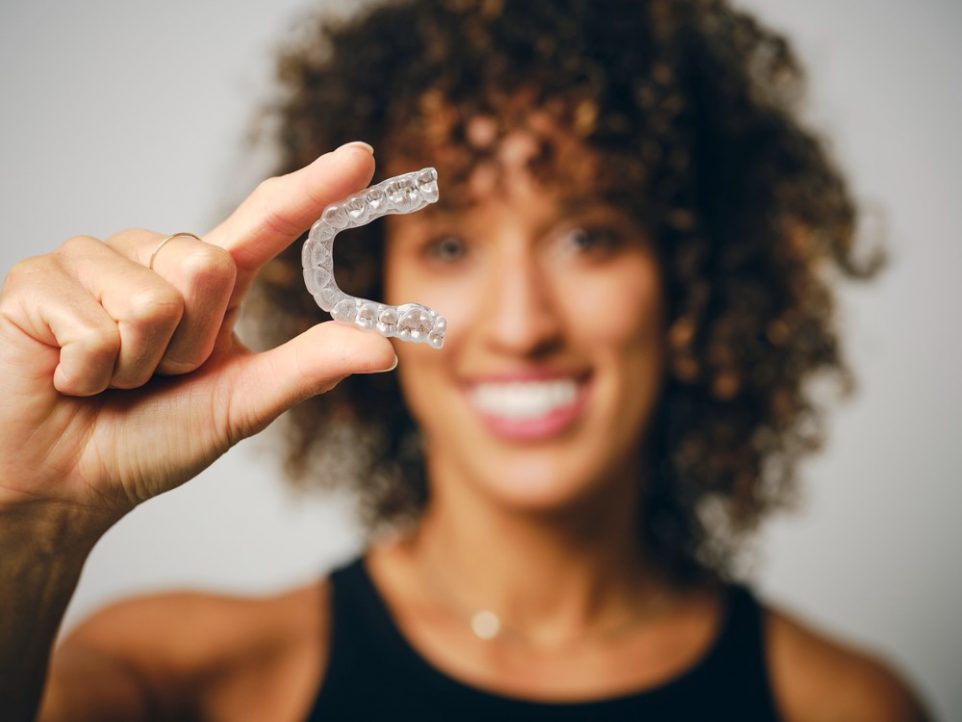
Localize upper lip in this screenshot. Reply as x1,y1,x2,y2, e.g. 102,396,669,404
462,368,592,384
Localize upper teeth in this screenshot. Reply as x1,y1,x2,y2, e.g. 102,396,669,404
470,380,579,419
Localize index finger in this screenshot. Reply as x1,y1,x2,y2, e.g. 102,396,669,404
204,141,376,306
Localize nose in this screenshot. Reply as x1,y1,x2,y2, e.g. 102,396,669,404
479,244,563,358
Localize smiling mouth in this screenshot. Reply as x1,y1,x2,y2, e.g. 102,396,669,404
465,374,592,441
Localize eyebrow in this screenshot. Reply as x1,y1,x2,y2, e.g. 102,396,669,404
401,195,644,247
428,191,628,217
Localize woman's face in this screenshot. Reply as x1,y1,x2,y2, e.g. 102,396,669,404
383,126,666,512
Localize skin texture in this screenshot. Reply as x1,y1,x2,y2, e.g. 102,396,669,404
383,132,666,513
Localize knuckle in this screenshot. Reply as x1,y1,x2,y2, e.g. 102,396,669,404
117,226,151,238
254,175,283,201
77,323,121,361
126,287,184,326
3,255,41,285
252,176,300,238
59,234,101,257
105,227,153,249
181,244,236,287
1,255,57,298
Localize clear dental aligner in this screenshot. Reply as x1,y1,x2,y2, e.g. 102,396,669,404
301,167,447,349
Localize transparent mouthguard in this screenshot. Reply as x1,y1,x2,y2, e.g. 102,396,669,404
301,167,446,349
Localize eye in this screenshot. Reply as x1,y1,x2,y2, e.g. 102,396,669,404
559,225,624,257
423,233,469,263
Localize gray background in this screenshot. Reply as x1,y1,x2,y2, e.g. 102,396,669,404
1,1,959,718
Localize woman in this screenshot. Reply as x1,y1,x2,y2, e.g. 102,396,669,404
0,0,930,720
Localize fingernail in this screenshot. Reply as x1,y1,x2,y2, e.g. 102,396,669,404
338,140,375,156
360,352,399,374
368,353,398,373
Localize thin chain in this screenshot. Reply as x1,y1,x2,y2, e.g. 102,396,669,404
416,551,676,650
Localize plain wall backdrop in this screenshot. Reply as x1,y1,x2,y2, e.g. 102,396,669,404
1,0,959,718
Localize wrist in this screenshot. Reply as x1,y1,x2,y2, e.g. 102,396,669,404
0,499,112,722
0,496,118,559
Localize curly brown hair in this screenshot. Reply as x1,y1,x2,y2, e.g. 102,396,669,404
250,0,880,582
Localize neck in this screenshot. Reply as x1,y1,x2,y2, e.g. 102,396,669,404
406,452,669,646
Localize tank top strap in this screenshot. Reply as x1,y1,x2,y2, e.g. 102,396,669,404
682,581,781,715
304,556,393,720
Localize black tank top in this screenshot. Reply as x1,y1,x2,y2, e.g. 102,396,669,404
305,556,782,721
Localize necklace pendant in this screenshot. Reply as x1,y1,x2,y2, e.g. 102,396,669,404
470,610,501,640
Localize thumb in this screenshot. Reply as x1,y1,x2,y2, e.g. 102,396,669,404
222,322,397,440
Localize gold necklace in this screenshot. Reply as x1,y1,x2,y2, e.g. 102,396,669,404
418,553,675,650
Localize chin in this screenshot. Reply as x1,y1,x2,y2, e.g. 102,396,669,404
460,445,631,515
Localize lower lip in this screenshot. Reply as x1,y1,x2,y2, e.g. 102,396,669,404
467,380,591,442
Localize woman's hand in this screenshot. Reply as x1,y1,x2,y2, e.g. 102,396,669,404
0,142,395,537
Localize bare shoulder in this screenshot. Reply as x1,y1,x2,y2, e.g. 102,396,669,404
764,602,931,722
43,580,332,722
64,580,331,662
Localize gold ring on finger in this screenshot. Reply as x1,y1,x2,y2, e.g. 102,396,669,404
149,232,203,271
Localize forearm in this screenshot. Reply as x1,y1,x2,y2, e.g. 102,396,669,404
0,501,109,722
